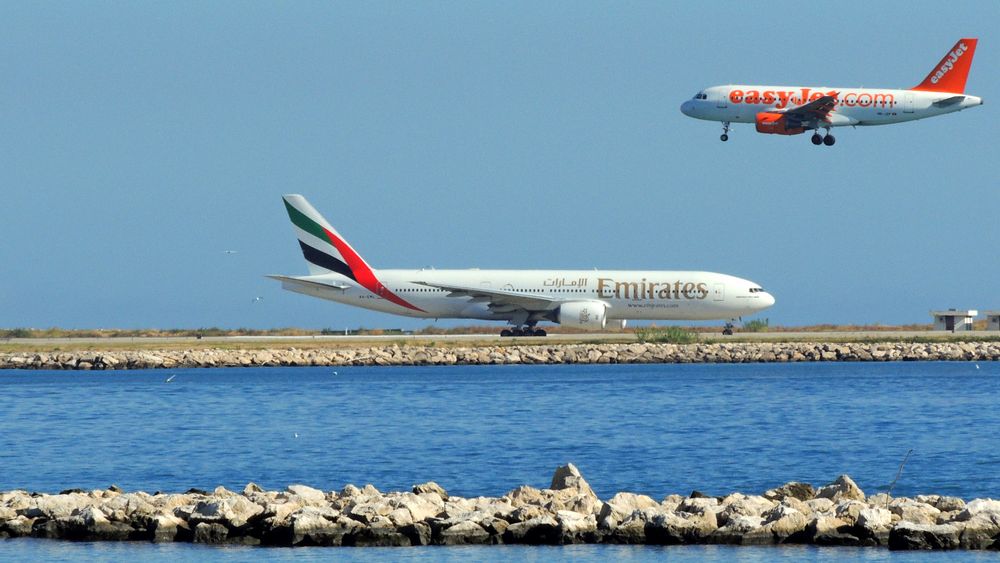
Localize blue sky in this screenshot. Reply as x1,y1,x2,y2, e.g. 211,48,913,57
2,2,997,330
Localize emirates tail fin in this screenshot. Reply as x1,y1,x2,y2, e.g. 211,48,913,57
912,38,978,93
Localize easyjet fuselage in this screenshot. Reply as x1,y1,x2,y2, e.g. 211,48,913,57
282,269,773,322
681,85,982,127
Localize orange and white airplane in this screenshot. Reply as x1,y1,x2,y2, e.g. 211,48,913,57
680,38,981,145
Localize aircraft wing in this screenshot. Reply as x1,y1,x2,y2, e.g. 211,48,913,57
780,95,838,123
266,275,351,292
410,281,561,313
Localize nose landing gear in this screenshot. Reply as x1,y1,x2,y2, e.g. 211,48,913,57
722,322,735,336
720,121,730,142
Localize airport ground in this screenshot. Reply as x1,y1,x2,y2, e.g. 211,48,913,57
2,330,999,354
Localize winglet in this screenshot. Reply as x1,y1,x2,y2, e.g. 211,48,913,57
912,38,978,93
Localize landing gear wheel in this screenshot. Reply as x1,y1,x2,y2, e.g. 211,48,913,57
722,322,735,336
720,121,731,142
720,134,728,142
823,134,836,146
533,329,547,337
811,133,823,145
500,329,512,337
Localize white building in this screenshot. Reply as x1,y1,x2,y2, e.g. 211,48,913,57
985,311,1000,331
930,310,978,332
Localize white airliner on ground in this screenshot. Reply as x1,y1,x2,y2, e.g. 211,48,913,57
681,38,981,145
269,195,775,336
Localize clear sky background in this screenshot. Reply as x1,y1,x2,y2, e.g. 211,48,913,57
2,2,997,330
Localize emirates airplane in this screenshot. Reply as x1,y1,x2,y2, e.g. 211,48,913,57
680,38,981,145
269,195,775,336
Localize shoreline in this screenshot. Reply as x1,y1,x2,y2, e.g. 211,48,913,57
1,465,997,550
1,340,998,370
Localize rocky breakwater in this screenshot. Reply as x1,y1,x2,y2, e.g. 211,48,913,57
2,341,999,370
2,465,999,550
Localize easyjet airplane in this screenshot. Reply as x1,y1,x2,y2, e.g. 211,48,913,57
269,195,774,336
680,38,981,145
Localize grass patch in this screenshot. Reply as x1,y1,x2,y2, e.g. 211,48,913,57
635,326,699,344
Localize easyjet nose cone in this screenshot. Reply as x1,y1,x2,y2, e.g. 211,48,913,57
680,100,694,116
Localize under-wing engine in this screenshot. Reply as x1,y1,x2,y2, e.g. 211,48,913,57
755,112,806,135
556,301,607,329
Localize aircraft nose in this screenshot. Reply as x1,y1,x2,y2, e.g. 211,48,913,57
760,292,776,309
680,100,694,116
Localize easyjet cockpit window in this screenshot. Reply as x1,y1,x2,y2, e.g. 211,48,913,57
693,91,707,100
749,287,765,293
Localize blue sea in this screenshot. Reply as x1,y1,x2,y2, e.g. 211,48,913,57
1,362,998,561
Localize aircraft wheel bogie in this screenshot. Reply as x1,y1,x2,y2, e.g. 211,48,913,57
811,133,823,145
823,134,836,146
500,329,513,337
720,134,728,142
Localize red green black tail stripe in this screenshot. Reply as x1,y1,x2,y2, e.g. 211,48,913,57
284,198,424,312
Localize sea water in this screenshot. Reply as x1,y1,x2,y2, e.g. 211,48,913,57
1,362,997,560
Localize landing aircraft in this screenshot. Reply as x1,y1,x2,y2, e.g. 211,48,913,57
680,38,981,145
269,195,774,336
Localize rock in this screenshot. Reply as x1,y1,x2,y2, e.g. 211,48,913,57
149,514,189,543
888,522,961,550
717,495,775,526
709,514,765,545
555,510,598,544
243,483,264,495
286,484,326,504
855,507,892,545
597,492,659,529
193,522,229,543
889,500,940,525
550,463,595,497
764,482,816,502
959,512,1000,550
809,515,859,546
412,482,449,501
761,504,810,543
645,511,710,545
954,498,1000,521
438,520,490,545
816,475,865,502
503,515,560,544
289,507,352,546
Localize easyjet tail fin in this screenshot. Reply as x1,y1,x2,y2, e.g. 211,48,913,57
912,38,978,93
282,194,374,280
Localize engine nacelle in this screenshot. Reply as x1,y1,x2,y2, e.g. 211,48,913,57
755,112,806,135
556,301,608,329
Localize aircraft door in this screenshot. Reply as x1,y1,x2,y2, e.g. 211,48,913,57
713,283,725,302
715,90,728,109
904,92,914,113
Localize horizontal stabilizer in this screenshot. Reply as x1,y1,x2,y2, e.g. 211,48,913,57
933,95,966,107
266,275,351,292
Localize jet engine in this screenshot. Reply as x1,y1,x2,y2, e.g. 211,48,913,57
556,301,607,329
755,112,806,135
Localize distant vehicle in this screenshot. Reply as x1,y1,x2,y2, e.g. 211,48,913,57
681,38,981,145
269,195,774,336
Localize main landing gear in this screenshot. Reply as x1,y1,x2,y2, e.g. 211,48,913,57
720,121,731,142
722,322,735,336
500,328,547,337
500,326,547,337
811,128,836,146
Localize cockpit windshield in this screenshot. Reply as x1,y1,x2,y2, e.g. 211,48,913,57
749,287,765,293
693,91,708,100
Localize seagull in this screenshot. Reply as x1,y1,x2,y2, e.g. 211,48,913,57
165,374,176,383
975,364,980,369
293,433,299,438
252,296,263,303
223,250,239,254
332,370,338,375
